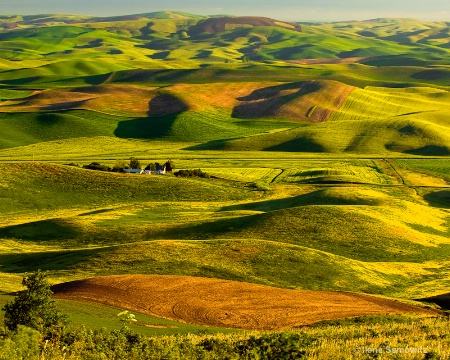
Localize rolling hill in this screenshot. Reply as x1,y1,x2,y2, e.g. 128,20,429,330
0,11,450,341
1,80,450,155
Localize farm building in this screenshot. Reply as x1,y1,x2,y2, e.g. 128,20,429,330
141,164,152,175
155,163,166,175
123,161,172,175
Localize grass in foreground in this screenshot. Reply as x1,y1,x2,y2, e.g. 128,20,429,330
0,314,448,359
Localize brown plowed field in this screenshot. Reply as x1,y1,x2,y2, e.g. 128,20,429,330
287,57,370,65
52,275,438,330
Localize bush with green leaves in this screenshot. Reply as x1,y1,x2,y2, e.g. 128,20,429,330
235,333,311,359
174,169,210,178
129,157,141,169
112,159,127,172
83,162,111,172
2,270,67,334
0,326,40,360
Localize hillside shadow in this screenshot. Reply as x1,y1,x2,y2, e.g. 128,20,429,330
417,293,450,310
361,55,428,67
404,145,450,156
221,189,382,213
137,22,156,40
265,137,325,152
114,93,188,139
381,30,427,44
412,69,450,81
45,72,114,86
150,212,264,241
0,219,81,241
183,139,229,151
0,76,44,86
269,44,315,60
36,112,64,125
77,39,103,49
0,248,107,275
40,99,89,111
149,51,170,60
232,82,318,119
423,190,450,208
193,50,213,59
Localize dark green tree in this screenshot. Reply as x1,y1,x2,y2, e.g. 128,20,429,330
112,159,127,172
3,270,67,332
129,157,141,169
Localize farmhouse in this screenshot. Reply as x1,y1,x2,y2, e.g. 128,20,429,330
154,163,166,175
141,164,152,175
123,161,172,175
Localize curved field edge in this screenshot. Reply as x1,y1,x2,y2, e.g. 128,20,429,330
0,294,235,336
51,275,440,330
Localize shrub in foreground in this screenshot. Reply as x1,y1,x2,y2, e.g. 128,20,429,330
174,169,210,178
2,270,66,334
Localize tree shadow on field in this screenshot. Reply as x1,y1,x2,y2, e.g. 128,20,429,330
114,93,188,139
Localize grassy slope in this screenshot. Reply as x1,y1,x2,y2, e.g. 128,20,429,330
321,18,450,51
0,14,450,332
0,162,448,301
0,295,235,336
209,86,450,155
2,81,450,156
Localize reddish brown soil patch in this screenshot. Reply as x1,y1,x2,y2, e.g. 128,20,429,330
232,80,355,122
189,17,301,35
52,275,438,331
287,57,370,65
0,85,159,116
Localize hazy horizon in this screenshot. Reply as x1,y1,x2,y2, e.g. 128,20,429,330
1,0,450,22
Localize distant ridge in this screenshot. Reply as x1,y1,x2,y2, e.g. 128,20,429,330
89,11,204,22
0,11,204,27
189,16,302,35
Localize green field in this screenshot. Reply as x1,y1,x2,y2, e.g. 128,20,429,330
0,10,450,358
0,295,236,336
